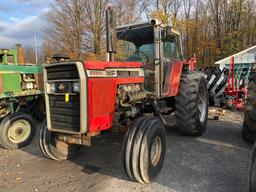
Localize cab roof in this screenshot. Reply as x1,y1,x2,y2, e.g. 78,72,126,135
117,21,181,47
117,21,154,47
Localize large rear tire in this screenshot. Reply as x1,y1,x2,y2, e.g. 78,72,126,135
243,70,256,143
175,72,208,136
122,116,166,183
38,120,80,161
0,112,36,149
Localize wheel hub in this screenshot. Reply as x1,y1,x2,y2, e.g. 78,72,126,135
151,136,162,166
15,127,23,135
8,119,31,144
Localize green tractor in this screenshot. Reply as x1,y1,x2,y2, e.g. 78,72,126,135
0,44,44,149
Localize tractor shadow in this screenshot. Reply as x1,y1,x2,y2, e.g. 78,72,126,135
20,117,252,192
22,126,131,181
158,119,251,192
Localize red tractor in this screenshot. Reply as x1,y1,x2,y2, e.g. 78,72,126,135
38,8,208,183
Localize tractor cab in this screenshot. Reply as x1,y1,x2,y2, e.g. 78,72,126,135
116,20,183,97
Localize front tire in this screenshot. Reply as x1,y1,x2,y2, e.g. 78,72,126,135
38,120,80,161
0,112,36,149
122,116,166,183
175,72,209,136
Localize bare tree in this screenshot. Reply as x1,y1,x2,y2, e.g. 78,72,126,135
113,0,151,24
44,0,87,59
42,0,256,66
183,0,193,58
83,0,109,54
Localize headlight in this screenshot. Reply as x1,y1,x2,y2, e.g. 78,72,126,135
72,82,80,92
26,82,34,90
50,83,56,92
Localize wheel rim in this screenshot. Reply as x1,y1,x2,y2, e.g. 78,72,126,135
151,136,162,166
198,84,207,123
0,106,10,118
7,119,31,144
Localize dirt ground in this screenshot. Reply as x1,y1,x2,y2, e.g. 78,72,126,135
0,109,252,192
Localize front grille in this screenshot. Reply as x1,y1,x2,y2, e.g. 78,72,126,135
46,63,81,133
49,95,80,132
46,64,79,80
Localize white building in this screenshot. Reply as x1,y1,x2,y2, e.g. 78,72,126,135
215,45,256,70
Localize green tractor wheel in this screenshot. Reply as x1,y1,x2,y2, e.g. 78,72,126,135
0,112,36,149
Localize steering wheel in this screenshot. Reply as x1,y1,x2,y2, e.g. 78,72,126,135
133,51,149,63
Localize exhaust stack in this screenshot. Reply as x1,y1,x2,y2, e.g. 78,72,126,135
106,6,117,62
15,44,25,65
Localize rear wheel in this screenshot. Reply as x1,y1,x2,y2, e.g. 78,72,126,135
243,70,256,143
175,72,208,136
0,112,36,149
122,116,166,183
38,120,80,161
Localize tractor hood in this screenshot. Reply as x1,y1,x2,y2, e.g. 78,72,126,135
83,61,143,70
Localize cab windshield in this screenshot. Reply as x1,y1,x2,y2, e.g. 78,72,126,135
116,40,155,92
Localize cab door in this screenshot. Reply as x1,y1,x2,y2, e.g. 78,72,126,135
161,34,184,97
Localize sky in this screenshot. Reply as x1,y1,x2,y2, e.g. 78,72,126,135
0,0,54,49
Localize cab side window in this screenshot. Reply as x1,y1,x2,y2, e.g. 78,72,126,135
163,36,182,60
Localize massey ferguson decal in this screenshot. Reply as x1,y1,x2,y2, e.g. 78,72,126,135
86,68,144,78
87,69,116,77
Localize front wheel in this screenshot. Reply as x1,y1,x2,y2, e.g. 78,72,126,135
0,112,36,149
122,116,166,183
38,120,80,161
175,72,209,136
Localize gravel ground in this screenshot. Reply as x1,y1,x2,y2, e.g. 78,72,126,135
0,109,252,192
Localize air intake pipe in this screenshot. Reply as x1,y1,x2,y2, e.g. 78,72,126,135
15,44,25,65
106,6,117,62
